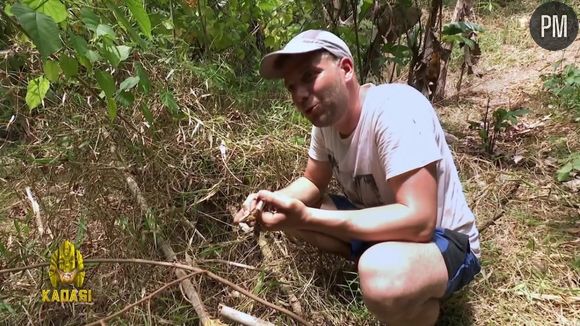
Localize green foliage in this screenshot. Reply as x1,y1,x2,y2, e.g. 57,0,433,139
25,75,50,109
469,107,528,155
556,152,580,182
442,21,484,49
11,3,62,58
542,64,580,119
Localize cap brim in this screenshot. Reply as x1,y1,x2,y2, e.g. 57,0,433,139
259,43,323,79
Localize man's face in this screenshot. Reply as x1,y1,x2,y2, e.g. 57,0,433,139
281,51,349,127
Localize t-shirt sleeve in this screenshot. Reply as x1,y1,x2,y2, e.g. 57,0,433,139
308,126,328,161
375,94,442,180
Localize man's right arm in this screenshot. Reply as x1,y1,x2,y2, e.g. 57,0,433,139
276,157,332,207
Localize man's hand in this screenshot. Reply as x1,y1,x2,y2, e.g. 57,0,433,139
255,190,308,231
234,190,308,231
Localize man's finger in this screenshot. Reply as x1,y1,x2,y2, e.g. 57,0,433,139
256,190,289,210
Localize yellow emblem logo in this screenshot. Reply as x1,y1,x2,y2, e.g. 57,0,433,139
42,240,92,303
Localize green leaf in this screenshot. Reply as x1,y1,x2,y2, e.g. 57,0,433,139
101,43,131,67
59,55,78,78
141,104,154,126
556,162,573,181
96,24,117,40
4,4,14,16
127,0,152,39
25,76,50,109
22,0,68,23
135,63,150,94
116,91,134,106
161,91,181,118
43,60,61,82
69,33,89,56
95,70,115,98
85,50,101,63
119,76,140,92
104,1,147,48
106,97,118,122
80,7,99,31
11,3,62,58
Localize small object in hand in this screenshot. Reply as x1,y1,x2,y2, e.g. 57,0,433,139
239,200,265,223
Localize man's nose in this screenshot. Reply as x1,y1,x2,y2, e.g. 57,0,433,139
292,85,309,106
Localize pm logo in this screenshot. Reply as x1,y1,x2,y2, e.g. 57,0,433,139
41,240,93,303
530,1,578,51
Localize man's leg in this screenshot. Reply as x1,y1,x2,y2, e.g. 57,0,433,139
357,241,448,326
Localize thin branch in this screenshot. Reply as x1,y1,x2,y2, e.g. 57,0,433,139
0,258,312,326
84,271,202,326
219,303,275,326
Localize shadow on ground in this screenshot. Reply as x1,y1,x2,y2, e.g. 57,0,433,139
437,290,475,326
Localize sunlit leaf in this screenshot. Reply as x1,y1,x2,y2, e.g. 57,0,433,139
119,76,140,92
23,0,68,23
96,24,116,40
127,0,152,39
25,76,50,109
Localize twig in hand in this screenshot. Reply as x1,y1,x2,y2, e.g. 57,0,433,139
238,200,265,223
84,271,202,326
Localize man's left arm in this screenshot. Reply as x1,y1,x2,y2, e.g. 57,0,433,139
300,161,438,243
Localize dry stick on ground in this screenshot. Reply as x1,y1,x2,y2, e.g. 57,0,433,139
219,303,275,326
0,259,311,325
24,186,53,239
479,183,521,233
102,129,215,325
84,271,202,326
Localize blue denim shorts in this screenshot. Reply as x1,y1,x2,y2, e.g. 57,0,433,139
330,194,481,298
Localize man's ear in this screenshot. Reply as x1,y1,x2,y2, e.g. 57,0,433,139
339,57,355,81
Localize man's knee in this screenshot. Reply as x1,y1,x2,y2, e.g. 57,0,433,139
358,245,413,316
356,242,446,321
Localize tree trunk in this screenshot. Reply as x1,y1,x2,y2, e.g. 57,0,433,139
433,0,473,100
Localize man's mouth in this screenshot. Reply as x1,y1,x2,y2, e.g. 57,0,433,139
305,104,317,115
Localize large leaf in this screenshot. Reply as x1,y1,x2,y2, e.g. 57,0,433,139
59,55,79,78
26,76,50,109
22,0,67,23
95,70,115,98
12,3,62,58
126,0,152,39
119,76,140,92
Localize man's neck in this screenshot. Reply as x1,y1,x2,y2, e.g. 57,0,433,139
336,84,365,138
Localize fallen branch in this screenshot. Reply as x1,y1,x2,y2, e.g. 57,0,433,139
0,258,311,325
158,237,213,325
84,271,202,326
219,303,275,326
25,187,53,239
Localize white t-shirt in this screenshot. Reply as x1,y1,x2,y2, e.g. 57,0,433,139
308,83,480,257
